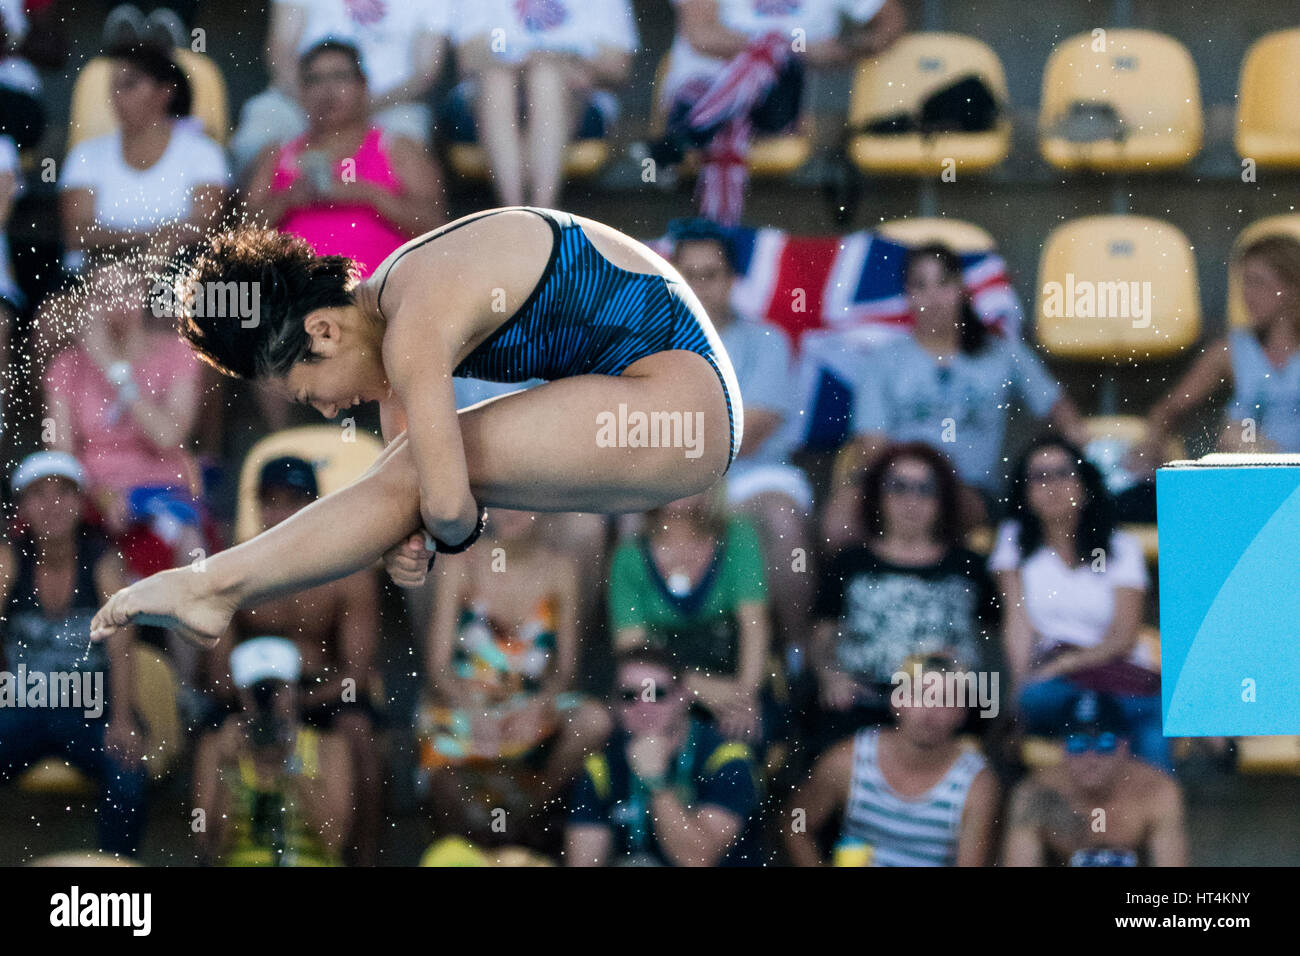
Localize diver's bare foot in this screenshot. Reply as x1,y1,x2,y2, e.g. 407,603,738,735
90,567,239,648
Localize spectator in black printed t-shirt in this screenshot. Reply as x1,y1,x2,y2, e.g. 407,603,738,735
810,442,999,752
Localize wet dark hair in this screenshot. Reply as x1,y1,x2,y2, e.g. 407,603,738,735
1005,435,1116,566
299,39,365,81
904,242,988,354
108,41,192,117
172,225,359,379
860,441,963,548
667,217,738,273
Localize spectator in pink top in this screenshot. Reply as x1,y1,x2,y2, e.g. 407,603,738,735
246,40,446,278
43,260,204,548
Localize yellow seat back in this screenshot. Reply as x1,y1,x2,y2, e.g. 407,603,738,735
1039,29,1201,172
1235,29,1300,168
877,216,996,253
846,32,1010,175
1225,214,1300,329
67,48,230,150
133,642,183,782
1035,215,1200,361
848,32,1008,127
235,425,387,543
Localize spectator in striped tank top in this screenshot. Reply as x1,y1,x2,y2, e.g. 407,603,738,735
785,653,999,866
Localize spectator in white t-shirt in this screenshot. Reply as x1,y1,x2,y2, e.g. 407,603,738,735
230,0,450,174
650,0,904,223
448,0,637,208
59,42,228,273
990,437,1167,769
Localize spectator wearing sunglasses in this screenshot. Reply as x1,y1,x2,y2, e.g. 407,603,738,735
992,437,1165,769
786,652,999,867
810,443,999,752
1003,691,1186,866
565,648,760,866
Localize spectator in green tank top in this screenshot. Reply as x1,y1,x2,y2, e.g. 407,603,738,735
607,485,770,740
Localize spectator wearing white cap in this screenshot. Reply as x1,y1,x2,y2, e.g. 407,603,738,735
0,450,148,858
192,636,352,866
200,454,383,865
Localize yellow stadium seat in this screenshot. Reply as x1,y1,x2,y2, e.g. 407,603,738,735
649,55,812,178
1083,415,1183,562
1039,29,1201,173
878,216,996,253
847,32,1011,176
1235,736,1300,775
16,760,94,795
235,424,387,543
1225,214,1300,329
447,138,610,183
67,47,230,150
1235,29,1300,169
1035,215,1200,362
28,851,141,867
133,642,183,782
1020,736,1063,768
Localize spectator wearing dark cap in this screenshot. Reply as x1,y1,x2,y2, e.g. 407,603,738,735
59,41,227,272
202,454,384,865
0,451,148,858
1003,691,1187,867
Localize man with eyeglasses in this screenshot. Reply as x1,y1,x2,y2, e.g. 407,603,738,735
564,648,760,866
1003,691,1187,866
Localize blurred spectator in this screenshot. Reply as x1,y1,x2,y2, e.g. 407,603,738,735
43,260,205,560
0,133,17,434
824,243,1086,549
203,455,383,865
786,652,998,866
565,648,760,866
58,41,227,273
1139,234,1300,463
0,0,49,150
810,443,998,750
1003,690,1187,866
421,507,610,836
247,40,446,276
231,0,449,174
649,0,904,223
0,452,147,858
447,0,636,208
668,217,812,657
992,438,1165,768
193,637,352,866
608,489,769,740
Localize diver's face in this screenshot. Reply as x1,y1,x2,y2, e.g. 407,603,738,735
275,307,387,418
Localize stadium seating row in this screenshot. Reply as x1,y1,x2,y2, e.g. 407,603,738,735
60,28,1300,183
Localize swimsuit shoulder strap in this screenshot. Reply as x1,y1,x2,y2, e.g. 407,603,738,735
375,207,561,321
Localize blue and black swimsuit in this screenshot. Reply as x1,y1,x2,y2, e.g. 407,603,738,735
376,207,743,467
